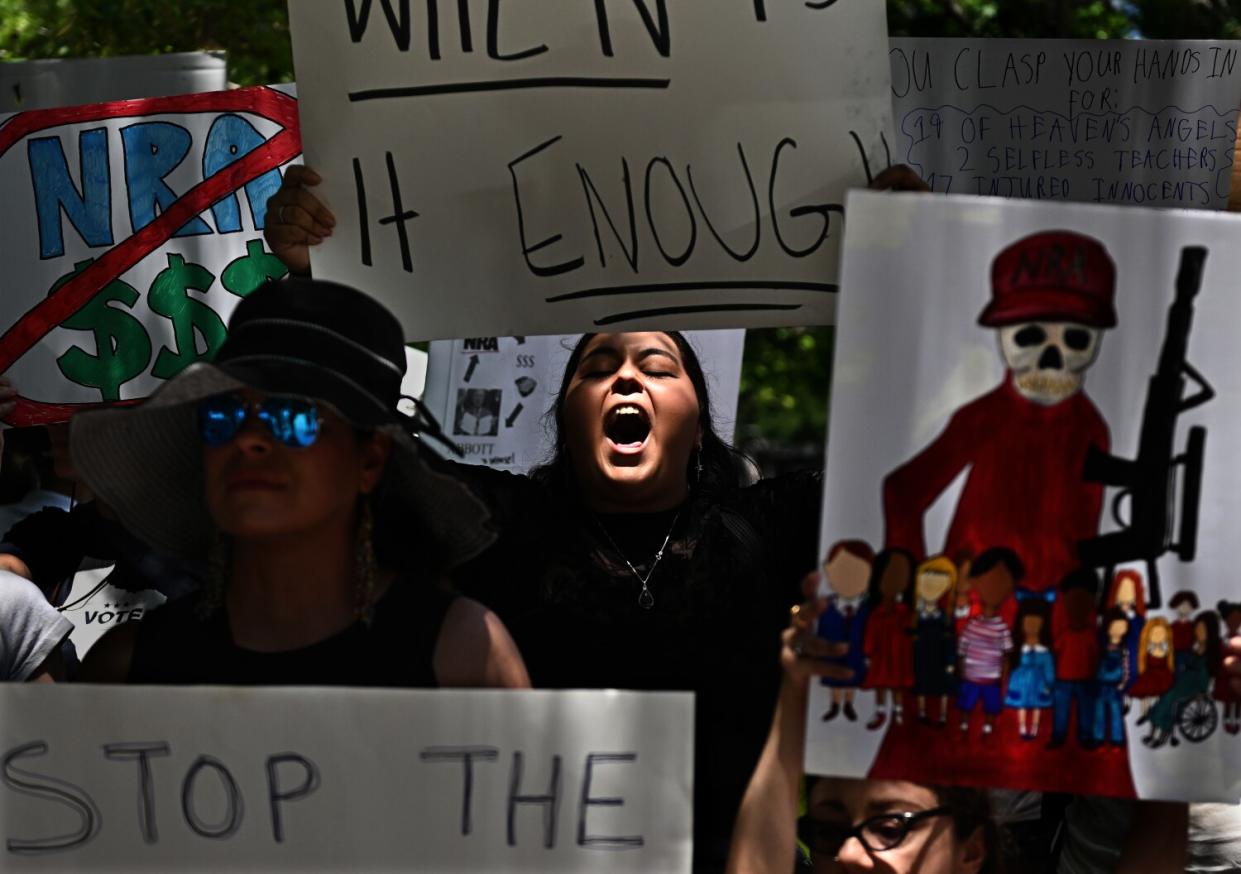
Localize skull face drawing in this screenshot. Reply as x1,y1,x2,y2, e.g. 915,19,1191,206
998,321,1104,406
884,229,1117,597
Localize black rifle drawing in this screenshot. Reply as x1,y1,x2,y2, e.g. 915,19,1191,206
1077,246,1214,609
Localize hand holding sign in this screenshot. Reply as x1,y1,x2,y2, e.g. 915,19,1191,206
262,165,335,276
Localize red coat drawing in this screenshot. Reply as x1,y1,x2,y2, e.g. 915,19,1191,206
863,602,915,690
883,378,1109,594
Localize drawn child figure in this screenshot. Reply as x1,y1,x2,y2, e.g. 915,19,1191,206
1131,618,1175,725
1146,611,1221,748
1106,569,1146,704
1004,598,1055,740
1214,601,1241,734
862,549,916,730
1094,608,1131,747
956,548,1021,737
1048,568,1101,750
1169,591,1200,670
816,540,874,722
912,555,958,726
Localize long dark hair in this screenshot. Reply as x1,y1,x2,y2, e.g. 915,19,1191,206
866,548,915,610
1194,610,1222,665
531,331,750,500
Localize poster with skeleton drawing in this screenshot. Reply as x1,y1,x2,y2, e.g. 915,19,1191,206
805,189,1241,802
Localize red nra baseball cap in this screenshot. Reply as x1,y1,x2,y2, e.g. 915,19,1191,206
979,230,1117,328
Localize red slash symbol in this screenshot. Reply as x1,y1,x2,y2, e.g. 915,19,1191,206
0,86,302,426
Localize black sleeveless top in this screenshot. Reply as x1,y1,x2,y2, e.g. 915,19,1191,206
126,577,456,687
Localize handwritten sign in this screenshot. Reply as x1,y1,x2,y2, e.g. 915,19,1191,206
890,39,1241,207
288,1,894,338
422,330,745,473
1,686,693,871
0,86,301,426
808,190,1241,803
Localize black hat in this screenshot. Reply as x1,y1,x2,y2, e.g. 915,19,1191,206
71,278,493,567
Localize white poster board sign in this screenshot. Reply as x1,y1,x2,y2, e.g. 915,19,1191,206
0,52,229,113
288,1,895,338
422,330,745,473
0,86,301,426
890,39,1241,207
807,190,1241,803
1,686,693,872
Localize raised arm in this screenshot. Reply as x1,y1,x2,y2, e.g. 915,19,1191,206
727,575,851,874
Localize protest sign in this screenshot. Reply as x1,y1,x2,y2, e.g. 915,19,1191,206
0,86,301,426
1,686,693,872
421,330,745,473
890,39,1241,207
288,1,894,338
52,564,164,659
807,190,1241,802
0,52,228,112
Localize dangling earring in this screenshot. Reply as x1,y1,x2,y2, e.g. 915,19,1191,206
197,531,230,620
694,444,704,484
354,495,378,626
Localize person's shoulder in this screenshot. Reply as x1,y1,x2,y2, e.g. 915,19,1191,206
0,569,54,609
433,593,529,688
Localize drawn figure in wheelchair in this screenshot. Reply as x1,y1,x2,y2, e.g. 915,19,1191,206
1143,611,1221,748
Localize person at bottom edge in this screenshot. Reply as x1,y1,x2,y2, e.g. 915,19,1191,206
726,574,1000,874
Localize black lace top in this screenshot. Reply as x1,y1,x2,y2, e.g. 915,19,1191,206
451,465,824,873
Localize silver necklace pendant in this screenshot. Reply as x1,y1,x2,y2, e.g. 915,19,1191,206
594,511,681,613
638,585,655,610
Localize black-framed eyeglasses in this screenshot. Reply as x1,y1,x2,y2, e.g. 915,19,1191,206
198,393,322,449
797,807,951,856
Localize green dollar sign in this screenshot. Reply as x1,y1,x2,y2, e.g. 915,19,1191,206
51,259,153,403
148,253,227,380
222,238,289,298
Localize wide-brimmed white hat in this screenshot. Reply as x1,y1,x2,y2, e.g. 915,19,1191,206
71,278,494,568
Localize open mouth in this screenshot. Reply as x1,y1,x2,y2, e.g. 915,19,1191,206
604,404,651,450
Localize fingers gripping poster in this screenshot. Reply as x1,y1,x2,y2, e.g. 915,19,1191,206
806,190,1241,803
287,0,894,338
0,86,300,426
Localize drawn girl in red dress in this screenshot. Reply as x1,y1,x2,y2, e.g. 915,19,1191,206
1132,618,1175,729
862,548,915,730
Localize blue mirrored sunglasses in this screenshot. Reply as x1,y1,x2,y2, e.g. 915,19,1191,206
197,393,322,449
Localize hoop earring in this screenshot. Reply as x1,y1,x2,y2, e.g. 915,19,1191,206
354,496,378,625
197,531,230,620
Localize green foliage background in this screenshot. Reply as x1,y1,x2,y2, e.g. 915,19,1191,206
1,0,1237,453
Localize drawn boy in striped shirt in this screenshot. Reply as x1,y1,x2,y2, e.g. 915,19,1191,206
957,548,1024,736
